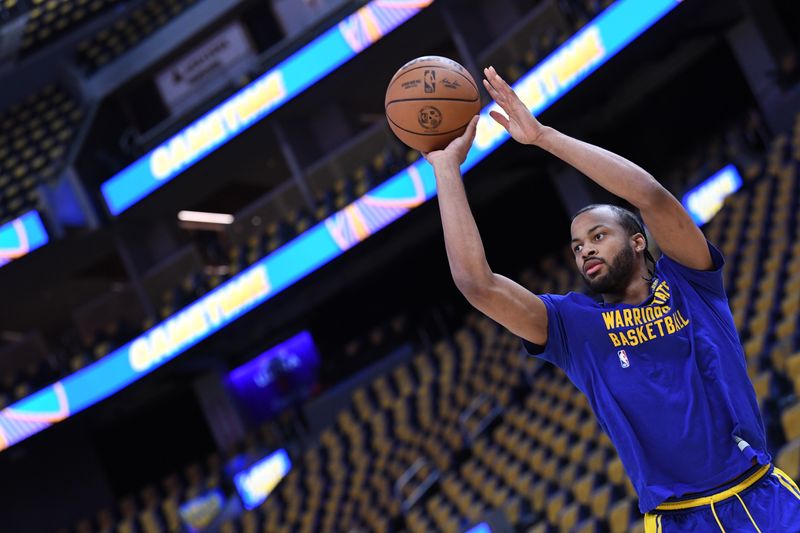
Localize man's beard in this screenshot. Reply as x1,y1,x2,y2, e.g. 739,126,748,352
583,244,635,294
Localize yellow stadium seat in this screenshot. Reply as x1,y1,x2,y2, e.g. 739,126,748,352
607,456,626,485
587,447,607,474
782,402,800,441
568,440,589,466
552,432,569,456
752,372,773,406
542,456,559,481
786,355,800,381
558,501,582,532
630,520,646,533
562,407,581,432
573,472,597,505
590,483,612,520
561,463,580,488
608,499,635,533
545,490,567,525
531,480,550,513
776,437,800,481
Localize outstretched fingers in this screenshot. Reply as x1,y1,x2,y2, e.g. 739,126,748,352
483,66,521,118
489,110,509,130
482,68,505,102
487,66,513,96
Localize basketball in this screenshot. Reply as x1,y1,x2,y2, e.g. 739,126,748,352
385,56,481,152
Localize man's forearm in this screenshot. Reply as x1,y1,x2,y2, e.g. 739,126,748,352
534,126,664,209
432,160,492,291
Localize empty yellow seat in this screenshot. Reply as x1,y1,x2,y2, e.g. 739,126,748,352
782,403,800,441
557,501,582,532
545,490,567,525
576,517,601,533
608,499,635,533
776,437,800,481
573,472,597,505
590,483,613,519
607,456,626,485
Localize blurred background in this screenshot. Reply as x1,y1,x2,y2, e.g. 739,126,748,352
0,0,799,531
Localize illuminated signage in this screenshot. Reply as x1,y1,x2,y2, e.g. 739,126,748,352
233,449,292,510
0,0,683,453
682,164,743,225
0,261,272,452
156,22,255,112
227,331,320,421
0,211,49,267
178,489,226,531
129,267,271,373
101,0,435,215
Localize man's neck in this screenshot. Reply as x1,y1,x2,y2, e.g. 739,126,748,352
602,271,652,306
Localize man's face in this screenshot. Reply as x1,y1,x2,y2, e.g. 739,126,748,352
570,207,637,294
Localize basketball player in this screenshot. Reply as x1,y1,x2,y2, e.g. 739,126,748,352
424,65,800,531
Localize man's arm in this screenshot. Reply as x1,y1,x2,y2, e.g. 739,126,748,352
483,66,712,271
425,116,548,346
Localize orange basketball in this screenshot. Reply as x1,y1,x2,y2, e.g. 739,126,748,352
385,56,481,152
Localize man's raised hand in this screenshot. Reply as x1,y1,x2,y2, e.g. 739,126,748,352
483,66,545,146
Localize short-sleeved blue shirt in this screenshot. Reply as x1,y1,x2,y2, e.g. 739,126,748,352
522,242,770,513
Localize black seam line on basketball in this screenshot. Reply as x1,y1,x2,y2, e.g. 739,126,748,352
385,96,480,107
386,115,468,136
390,65,480,94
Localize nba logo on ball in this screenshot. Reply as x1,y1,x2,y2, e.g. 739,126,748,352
617,350,630,368
424,70,436,93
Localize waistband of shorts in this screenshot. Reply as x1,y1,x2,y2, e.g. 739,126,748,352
655,463,772,511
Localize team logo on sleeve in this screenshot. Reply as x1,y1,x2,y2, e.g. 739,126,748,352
617,349,630,368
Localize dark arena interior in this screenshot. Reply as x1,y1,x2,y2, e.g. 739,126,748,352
1,0,800,531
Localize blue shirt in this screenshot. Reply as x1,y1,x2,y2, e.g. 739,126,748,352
522,242,770,513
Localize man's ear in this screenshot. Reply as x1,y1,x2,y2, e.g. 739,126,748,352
633,233,647,253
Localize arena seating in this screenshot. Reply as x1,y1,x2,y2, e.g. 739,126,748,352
105,105,774,384
17,0,124,57
3,2,798,528
75,0,199,73
0,102,780,415
0,0,25,22
1,0,202,63
0,84,83,225
1,0,622,399
59,105,800,532
217,312,532,533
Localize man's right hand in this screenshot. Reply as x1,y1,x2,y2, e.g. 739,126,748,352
422,114,479,168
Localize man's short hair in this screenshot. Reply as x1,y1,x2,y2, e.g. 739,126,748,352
572,204,646,240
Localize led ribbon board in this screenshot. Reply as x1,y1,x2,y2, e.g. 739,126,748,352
101,0,435,215
0,0,682,452
682,164,743,225
0,211,49,268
